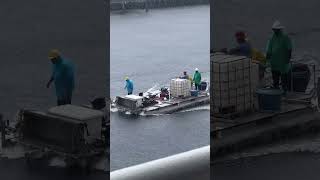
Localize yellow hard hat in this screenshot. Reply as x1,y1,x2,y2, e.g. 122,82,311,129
48,49,60,59
125,76,129,80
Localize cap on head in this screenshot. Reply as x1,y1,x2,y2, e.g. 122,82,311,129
125,77,129,80
195,68,199,71
235,31,246,39
272,20,284,30
48,49,60,60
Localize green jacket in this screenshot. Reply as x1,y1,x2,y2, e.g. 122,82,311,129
193,71,201,85
266,32,292,74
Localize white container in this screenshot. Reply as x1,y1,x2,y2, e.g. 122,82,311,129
48,105,104,143
125,95,144,108
211,54,259,114
170,78,191,98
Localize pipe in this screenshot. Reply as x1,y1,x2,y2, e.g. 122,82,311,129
110,146,210,180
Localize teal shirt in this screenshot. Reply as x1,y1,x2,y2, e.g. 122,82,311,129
266,32,292,73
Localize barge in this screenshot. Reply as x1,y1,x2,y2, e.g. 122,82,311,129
113,78,210,115
0,98,109,171
210,52,320,160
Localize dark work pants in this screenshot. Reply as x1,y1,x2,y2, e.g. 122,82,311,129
57,92,72,106
195,84,201,90
272,70,288,92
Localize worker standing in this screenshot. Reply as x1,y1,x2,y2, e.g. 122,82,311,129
193,68,202,90
46,49,75,106
266,20,292,94
180,71,190,79
124,77,134,95
228,31,252,57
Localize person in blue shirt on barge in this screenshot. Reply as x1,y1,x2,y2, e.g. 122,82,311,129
46,49,75,106
124,77,134,95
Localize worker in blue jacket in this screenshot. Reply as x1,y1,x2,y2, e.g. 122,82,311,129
46,49,75,106
124,77,133,95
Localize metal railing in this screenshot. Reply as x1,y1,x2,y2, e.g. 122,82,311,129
110,145,210,180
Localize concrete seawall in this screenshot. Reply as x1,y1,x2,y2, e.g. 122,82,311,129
110,0,209,11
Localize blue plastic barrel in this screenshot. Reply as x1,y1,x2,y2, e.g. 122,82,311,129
190,90,199,97
256,88,283,112
200,82,207,91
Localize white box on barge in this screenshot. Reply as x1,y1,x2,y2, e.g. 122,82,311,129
211,53,259,115
19,105,105,153
48,105,104,144
116,95,144,110
170,78,191,98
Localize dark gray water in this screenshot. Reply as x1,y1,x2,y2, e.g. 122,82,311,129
110,6,210,170
0,1,108,179
0,158,108,180
0,0,107,119
213,152,320,180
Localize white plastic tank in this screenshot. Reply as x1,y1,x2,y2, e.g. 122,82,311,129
170,78,191,98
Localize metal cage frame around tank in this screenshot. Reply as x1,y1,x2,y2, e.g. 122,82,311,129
211,55,254,115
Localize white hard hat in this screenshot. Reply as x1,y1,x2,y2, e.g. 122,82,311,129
195,68,199,71
272,20,284,29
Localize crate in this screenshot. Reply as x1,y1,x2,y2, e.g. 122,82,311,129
20,105,104,154
116,95,144,110
170,78,191,98
211,54,259,115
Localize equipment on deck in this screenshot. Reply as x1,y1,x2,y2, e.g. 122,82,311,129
170,78,191,98
19,105,105,153
200,82,207,91
256,88,283,112
211,53,259,115
116,95,144,110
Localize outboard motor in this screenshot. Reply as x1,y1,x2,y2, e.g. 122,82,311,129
160,87,169,99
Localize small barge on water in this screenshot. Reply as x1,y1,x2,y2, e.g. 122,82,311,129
113,78,210,115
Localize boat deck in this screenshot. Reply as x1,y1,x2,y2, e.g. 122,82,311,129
144,92,210,115
211,91,315,132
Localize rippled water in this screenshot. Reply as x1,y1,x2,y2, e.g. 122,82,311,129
110,6,210,170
